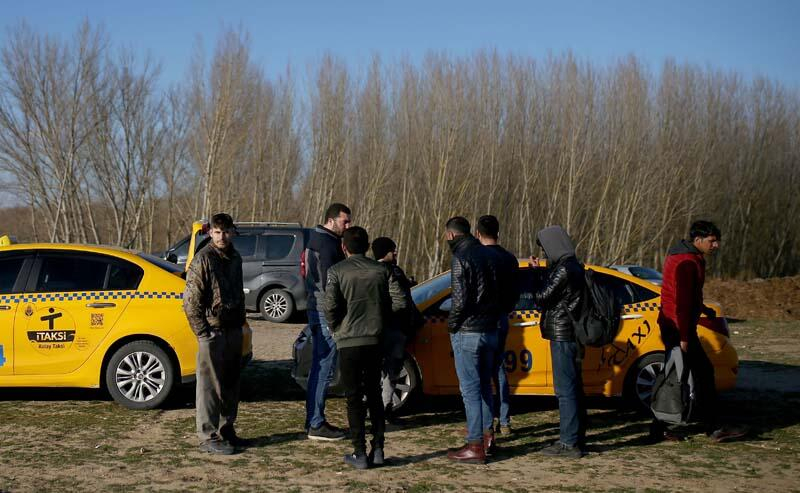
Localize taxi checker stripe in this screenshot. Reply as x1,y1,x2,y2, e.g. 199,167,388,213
0,291,183,303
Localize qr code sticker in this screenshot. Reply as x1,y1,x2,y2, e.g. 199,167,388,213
91,313,104,327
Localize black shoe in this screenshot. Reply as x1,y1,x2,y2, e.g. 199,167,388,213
540,441,584,459
308,422,346,441
220,428,248,447
344,452,369,469
368,447,384,466
200,439,234,455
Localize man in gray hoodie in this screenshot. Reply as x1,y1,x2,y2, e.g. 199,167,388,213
531,226,586,458
324,226,392,469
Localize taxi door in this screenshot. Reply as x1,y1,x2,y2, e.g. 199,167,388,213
0,254,33,376
14,252,136,375
504,267,550,391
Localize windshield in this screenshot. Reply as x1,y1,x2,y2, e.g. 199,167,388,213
137,253,185,274
411,271,451,305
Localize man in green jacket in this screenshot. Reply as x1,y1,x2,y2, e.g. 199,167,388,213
324,226,392,469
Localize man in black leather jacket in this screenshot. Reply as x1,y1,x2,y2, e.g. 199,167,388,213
532,225,586,458
444,216,502,464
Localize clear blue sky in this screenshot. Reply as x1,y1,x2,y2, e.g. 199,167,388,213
2,0,799,89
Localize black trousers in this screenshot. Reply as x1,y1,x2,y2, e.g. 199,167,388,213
339,344,385,454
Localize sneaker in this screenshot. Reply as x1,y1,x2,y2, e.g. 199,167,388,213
344,452,369,470
220,428,248,447
200,439,234,455
308,422,346,441
499,423,513,435
540,441,584,459
368,447,384,466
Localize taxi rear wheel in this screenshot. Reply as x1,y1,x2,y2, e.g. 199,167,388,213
106,341,175,410
624,353,665,412
382,356,420,413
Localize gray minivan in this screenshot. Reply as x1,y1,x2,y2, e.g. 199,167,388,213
160,222,309,323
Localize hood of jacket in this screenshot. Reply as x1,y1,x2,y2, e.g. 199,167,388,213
667,239,701,256
536,226,576,262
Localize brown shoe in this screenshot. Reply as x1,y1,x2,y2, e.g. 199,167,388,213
483,430,497,456
447,441,486,464
710,427,747,443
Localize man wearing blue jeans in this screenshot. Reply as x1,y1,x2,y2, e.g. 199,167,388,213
532,226,586,458
444,216,501,464
476,215,519,436
304,203,352,440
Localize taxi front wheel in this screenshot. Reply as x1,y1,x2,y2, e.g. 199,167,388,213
105,341,175,410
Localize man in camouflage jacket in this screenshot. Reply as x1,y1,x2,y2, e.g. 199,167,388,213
183,213,246,455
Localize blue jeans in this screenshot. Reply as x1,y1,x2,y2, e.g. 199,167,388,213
305,310,338,429
493,317,511,425
451,330,498,442
550,340,587,447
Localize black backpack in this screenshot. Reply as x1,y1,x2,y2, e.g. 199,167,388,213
569,269,622,347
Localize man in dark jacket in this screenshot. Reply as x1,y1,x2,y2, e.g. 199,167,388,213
444,216,501,464
476,215,519,436
372,236,420,421
651,220,745,443
324,227,392,469
183,213,246,455
532,225,586,458
304,203,352,441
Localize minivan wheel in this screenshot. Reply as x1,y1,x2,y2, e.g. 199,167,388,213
260,288,294,323
105,341,175,410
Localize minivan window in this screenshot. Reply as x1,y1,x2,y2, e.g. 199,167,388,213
264,235,295,260
233,235,258,258
0,257,25,293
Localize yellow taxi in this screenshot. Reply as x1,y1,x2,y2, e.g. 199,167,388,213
390,259,738,410
0,237,253,409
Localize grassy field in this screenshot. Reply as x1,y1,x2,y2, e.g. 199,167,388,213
1,320,799,492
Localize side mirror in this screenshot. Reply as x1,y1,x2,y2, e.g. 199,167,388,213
166,253,178,264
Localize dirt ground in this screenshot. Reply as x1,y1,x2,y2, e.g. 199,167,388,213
2,279,800,492
706,275,800,321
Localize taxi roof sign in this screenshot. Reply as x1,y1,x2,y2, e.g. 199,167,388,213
0,235,16,246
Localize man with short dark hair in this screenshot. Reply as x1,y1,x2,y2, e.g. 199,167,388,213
475,215,519,436
304,202,352,441
651,220,745,443
325,226,392,469
444,216,501,464
183,212,247,455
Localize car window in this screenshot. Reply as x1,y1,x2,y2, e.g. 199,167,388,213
514,267,547,311
264,235,295,260
107,262,145,290
0,256,26,293
592,271,658,304
233,235,259,258
35,255,143,292
629,266,662,281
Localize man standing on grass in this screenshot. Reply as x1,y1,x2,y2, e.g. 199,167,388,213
324,227,392,469
304,203,352,441
475,215,519,436
183,212,247,455
650,220,746,443
444,216,501,464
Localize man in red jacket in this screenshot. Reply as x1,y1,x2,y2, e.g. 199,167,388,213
651,220,745,443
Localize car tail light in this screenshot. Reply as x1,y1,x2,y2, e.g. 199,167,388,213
300,249,306,278
699,316,729,337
